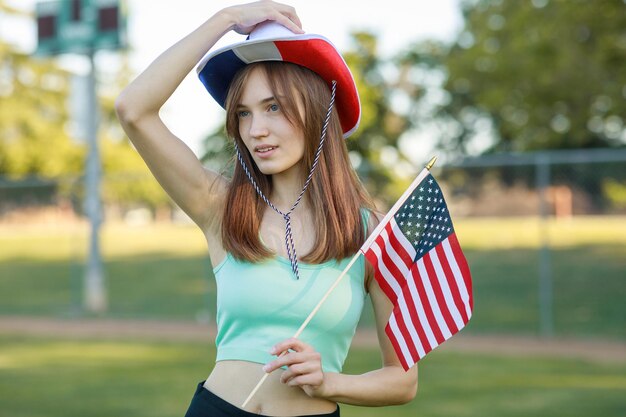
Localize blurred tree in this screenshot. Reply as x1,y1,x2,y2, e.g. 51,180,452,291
603,178,626,210
0,4,85,178
343,32,425,201
0,1,169,215
200,30,426,205
430,0,626,154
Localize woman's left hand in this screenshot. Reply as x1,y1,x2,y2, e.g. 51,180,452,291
263,338,329,398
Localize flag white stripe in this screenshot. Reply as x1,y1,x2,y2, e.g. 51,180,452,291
429,246,465,330
389,313,416,367
416,258,452,339
442,238,472,319
370,241,424,354
389,220,438,349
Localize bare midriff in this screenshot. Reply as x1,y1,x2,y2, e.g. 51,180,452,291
203,361,337,416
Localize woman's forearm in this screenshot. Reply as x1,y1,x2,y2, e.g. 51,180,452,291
322,365,418,407
116,9,234,121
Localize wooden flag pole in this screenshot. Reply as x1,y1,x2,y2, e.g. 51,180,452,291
241,157,438,409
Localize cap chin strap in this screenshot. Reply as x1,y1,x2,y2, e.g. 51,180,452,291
233,81,337,279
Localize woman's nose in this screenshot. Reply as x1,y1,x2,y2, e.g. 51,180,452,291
249,115,269,138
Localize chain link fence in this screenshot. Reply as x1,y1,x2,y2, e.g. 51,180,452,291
438,148,626,340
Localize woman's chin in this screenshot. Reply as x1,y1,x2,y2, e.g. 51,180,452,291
254,160,303,177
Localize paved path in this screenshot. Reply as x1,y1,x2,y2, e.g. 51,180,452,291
1,316,624,364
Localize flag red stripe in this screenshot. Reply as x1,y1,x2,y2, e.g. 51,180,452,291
366,232,425,363
429,245,466,330
368,220,436,364
384,320,409,370
435,239,469,324
423,252,459,335
377,228,425,361
371,221,408,301
365,240,397,303
387,222,415,268
411,262,446,345
390,304,419,366
380,281,421,363
380,226,409,287
398,281,434,357
386,221,436,354
448,233,474,311
363,244,394,303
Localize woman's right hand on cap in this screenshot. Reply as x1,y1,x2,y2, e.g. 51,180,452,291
222,1,304,35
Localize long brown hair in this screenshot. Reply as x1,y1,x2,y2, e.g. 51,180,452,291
222,61,374,263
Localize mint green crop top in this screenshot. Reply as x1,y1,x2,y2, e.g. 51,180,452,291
212,243,367,373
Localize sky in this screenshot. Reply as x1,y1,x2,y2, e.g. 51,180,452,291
3,0,463,159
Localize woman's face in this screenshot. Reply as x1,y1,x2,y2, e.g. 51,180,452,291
236,68,306,179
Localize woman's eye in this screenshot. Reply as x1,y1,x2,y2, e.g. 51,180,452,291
237,110,249,118
269,104,280,112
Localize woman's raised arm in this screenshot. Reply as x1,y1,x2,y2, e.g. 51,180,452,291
114,1,302,230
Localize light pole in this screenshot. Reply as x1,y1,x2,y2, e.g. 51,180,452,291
36,0,126,314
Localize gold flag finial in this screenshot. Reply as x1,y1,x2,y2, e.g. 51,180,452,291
425,156,438,171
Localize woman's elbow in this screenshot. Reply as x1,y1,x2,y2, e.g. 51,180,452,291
390,373,418,405
114,89,155,127
391,378,417,405
114,92,137,125
401,378,418,404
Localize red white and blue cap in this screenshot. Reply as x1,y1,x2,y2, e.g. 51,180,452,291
196,21,361,138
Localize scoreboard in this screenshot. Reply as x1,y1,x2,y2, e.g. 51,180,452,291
36,0,126,55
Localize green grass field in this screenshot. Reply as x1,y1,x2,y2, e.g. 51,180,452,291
1,217,624,339
0,334,624,417
1,217,625,416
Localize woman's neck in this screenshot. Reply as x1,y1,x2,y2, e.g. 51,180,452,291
269,167,308,212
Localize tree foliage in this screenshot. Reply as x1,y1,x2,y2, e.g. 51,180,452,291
434,0,626,153
343,32,422,199
0,36,85,177
0,1,169,212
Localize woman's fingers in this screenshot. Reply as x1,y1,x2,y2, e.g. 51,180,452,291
278,355,321,382
270,337,308,355
269,2,303,31
229,1,304,35
269,9,304,34
262,338,324,393
263,342,310,373
286,373,324,387
263,338,319,372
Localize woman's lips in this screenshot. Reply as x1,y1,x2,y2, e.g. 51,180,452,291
255,145,278,158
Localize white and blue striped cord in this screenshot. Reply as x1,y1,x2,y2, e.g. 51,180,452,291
233,80,337,279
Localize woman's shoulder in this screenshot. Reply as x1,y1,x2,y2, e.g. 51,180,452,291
360,206,383,233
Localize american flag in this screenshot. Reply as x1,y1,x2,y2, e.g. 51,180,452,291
362,172,473,370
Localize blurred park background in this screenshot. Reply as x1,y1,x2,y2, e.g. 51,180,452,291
1,0,625,416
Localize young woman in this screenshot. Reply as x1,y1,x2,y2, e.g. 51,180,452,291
115,1,418,416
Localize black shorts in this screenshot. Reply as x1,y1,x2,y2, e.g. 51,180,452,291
184,381,340,417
